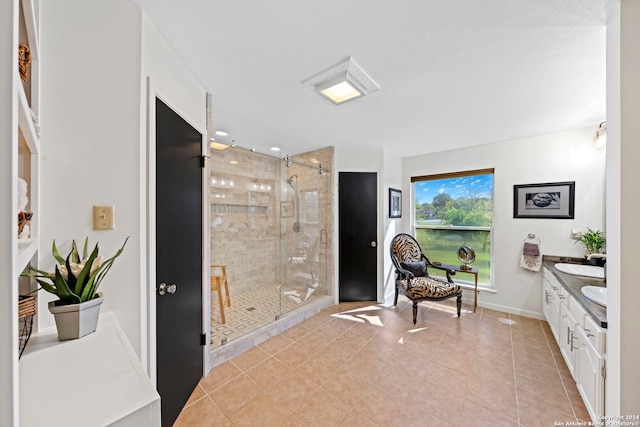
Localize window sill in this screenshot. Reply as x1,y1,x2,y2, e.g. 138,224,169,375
457,282,497,294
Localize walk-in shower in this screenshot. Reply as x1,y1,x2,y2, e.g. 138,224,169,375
208,145,333,351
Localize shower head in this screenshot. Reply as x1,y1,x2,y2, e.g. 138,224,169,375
287,175,298,185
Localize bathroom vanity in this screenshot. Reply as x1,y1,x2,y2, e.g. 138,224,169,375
542,256,606,423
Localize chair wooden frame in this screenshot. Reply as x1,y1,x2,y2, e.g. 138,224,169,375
390,233,462,324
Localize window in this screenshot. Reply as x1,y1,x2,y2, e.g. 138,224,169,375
412,169,494,286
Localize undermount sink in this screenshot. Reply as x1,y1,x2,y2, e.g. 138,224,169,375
554,263,605,279
581,286,607,307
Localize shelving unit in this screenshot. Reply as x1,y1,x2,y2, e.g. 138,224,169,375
2,0,40,425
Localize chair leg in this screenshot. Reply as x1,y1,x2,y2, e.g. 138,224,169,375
456,294,462,317
412,301,418,325
394,284,399,306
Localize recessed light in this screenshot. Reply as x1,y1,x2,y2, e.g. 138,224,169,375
215,130,228,136
210,141,229,150
230,160,238,165
270,146,281,152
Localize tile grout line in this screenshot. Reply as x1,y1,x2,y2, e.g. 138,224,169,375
508,311,523,427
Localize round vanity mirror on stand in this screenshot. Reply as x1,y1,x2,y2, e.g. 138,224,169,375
457,245,476,271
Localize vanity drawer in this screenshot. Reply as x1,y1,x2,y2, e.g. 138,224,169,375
582,314,606,354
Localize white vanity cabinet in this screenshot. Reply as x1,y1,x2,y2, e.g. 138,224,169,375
541,266,606,423
575,323,606,419
559,300,578,377
542,268,561,341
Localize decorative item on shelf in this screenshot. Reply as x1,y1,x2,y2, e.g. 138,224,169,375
18,211,33,238
573,227,606,265
457,245,475,271
18,295,36,358
18,43,32,81
17,177,32,240
21,237,128,340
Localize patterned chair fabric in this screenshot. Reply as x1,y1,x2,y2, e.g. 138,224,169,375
390,233,462,324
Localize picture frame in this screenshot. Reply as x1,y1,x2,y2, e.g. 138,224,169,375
513,181,575,219
389,188,402,218
281,201,293,218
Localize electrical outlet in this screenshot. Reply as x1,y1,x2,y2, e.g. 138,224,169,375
93,205,115,230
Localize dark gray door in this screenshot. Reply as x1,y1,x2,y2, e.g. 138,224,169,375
155,98,203,426
339,172,378,301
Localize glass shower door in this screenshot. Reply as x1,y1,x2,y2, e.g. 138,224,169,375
279,159,328,315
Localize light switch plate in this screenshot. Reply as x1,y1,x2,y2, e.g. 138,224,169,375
93,205,115,230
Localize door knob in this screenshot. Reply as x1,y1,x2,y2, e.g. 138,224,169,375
370,241,377,248
158,283,177,296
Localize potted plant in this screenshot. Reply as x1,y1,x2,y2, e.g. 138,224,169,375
22,237,128,340
575,228,606,263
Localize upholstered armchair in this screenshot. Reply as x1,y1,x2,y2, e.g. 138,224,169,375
389,233,462,324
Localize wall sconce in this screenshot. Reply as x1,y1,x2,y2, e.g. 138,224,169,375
595,121,607,149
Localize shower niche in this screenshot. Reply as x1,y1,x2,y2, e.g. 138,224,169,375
209,146,333,349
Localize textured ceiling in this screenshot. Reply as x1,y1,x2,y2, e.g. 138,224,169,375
131,0,610,158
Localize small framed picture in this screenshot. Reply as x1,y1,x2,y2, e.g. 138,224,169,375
389,188,402,218
513,181,575,219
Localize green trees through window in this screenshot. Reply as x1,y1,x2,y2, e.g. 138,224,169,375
412,169,494,285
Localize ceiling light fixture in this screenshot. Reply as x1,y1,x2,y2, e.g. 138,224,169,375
302,57,380,105
215,130,228,136
210,141,229,150
270,146,281,152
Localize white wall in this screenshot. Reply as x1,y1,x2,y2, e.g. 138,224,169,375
382,148,403,304
1,0,19,424
40,0,207,367
606,0,640,416
40,0,144,351
402,128,606,317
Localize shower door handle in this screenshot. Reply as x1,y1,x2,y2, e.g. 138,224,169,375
370,241,377,248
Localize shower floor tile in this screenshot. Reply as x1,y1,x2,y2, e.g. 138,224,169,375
210,284,324,348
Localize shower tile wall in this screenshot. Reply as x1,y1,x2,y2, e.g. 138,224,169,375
210,149,280,296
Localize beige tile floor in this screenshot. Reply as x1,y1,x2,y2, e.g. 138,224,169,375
176,297,590,427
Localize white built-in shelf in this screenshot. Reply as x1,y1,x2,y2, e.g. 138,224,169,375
17,84,39,154
17,239,37,272
20,0,39,60
20,312,161,427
